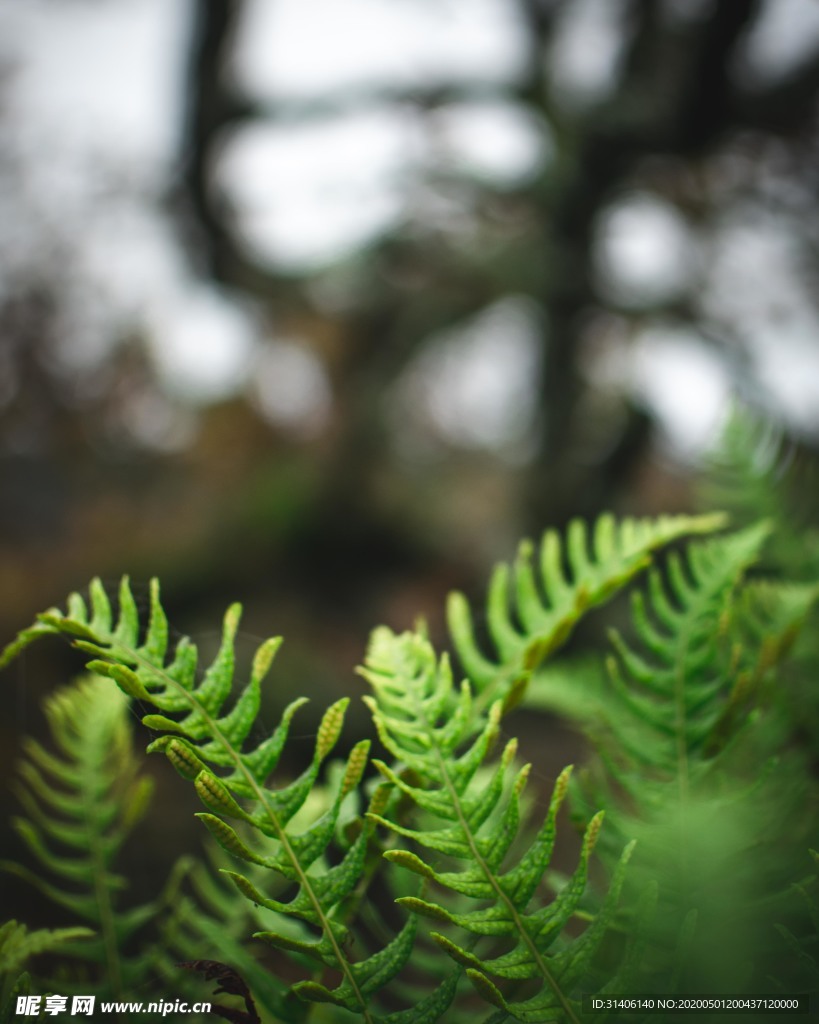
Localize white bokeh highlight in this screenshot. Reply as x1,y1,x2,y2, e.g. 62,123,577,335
595,193,697,307
396,297,542,458
235,0,528,99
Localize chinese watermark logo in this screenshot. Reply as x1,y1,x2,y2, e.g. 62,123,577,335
16,995,94,1016
15,994,208,1016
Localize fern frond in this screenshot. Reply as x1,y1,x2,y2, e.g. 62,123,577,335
0,922,93,1024
598,523,818,790
0,676,161,999
158,852,310,1022
361,627,632,1024
699,409,819,751
574,524,819,992
0,921,92,978
0,578,411,1022
769,850,819,996
447,513,726,712
699,407,819,582
5,512,814,1018
601,523,768,778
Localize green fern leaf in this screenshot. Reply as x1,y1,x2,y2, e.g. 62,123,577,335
0,578,406,1022
0,922,93,1024
377,969,461,1024
597,522,816,790
361,627,632,1023
0,921,93,979
573,523,819,993
769,850,819,995
158,851,309,1022
460,837,632,1023
0,676,161,1000
699,406,819,583
447,512,726,712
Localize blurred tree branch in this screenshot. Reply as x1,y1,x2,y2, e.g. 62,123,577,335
169,0,819,548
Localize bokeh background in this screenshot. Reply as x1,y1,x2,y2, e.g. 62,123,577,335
2,0,819,931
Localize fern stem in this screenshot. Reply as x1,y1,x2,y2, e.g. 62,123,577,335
79,740,124,1000
126,647,376,1024
673,620,691,808
674,655,691,892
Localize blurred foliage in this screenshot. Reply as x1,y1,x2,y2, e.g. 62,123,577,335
3,0,819,974
1,503,818,1020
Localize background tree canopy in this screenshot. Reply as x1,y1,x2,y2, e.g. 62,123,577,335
2,0,819,926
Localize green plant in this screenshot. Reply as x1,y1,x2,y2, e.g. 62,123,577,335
0,676,163,1001
0,673,289,1021
1,508,817,1022
0,921,92,1024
